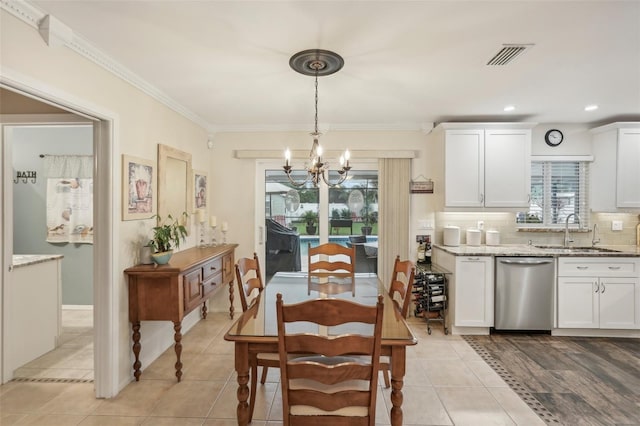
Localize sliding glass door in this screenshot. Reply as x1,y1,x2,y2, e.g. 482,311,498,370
261,165,378,282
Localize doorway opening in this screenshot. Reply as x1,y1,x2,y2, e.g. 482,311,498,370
1,83,116,397
10,124,94,382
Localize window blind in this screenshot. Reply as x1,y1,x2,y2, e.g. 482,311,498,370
520,161,590,228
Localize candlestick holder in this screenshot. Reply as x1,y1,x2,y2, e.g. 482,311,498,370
210,226,218,246
198,221,207,248
222,229,228,244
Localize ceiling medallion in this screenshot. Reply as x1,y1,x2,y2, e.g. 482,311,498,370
284,49,350,188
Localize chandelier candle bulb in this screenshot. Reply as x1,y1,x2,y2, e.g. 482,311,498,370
284,148,290,167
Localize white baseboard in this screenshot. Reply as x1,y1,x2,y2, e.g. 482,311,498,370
62,304,93,311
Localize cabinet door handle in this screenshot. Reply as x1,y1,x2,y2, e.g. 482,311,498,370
601,283,606,293
594,282,599,293
210,266,217,271
608,266,621,270
527,194,531,203
479,193,484,203
576,266,589,270
467,257,480,261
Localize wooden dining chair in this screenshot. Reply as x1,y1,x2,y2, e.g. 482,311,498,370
235,253,279,422
276,293,384,426
308,242,356,294
379,255,415,388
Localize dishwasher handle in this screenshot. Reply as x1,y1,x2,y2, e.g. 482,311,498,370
498,259,554,265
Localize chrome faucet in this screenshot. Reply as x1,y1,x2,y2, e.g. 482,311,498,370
564,213,581,247
592,223,600,246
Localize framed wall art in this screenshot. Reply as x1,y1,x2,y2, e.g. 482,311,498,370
193,170,207,210
122,154,156,220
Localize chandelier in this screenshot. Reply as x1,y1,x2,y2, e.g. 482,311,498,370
284,49,351,187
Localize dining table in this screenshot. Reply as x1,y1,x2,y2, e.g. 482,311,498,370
224,272,418,425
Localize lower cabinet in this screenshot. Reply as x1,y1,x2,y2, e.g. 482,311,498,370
454,256,494,327
557,258,640,329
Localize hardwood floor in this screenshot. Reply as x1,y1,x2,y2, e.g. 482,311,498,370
465,334,640,426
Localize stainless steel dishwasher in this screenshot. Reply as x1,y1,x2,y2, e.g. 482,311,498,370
495,257,555,331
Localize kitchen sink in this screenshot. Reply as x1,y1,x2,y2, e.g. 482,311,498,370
534,245,621,254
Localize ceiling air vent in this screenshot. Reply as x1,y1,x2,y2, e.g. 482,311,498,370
486,44,533,66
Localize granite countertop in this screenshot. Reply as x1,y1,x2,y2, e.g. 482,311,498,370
13,254,64,268
433,244,640,257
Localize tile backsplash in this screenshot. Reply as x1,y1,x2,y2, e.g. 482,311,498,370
434,212,640,246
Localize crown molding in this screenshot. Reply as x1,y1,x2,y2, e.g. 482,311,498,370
213,122,432,133
235,149,416,159
2,0,210,130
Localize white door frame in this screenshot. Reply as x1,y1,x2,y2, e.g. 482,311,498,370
1,72,119,398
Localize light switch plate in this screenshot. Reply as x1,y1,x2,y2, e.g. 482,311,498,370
612,220,623,231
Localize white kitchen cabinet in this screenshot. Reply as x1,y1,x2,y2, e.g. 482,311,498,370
454,256,494,327
444,129,484,208
441,123,533,208
590,123,640,210
557,257,640,330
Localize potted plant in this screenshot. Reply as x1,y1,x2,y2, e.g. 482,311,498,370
301,210,318,235
148,212,188,264
361,208,377,235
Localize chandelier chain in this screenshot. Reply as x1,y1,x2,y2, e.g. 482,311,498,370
314,68,319,135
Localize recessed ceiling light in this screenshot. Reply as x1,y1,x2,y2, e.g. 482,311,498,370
585,104,599,111
503,105,515,112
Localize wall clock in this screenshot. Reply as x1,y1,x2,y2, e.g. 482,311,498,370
544,129,564,147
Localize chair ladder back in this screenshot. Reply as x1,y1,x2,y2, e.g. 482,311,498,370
388,255,416,318
276,293,384,426
308,243,356,274
235,252,264,312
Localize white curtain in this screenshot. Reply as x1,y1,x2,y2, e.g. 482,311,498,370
43,155,94,244
378,158,411,287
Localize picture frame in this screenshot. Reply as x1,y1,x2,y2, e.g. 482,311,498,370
193,170,207,210
122,154,156,220
158,144,192,233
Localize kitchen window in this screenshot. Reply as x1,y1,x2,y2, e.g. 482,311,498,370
517,160,590,229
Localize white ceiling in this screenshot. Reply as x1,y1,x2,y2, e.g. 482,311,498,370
27,1,640,132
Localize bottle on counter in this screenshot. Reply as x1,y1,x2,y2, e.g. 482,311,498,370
425,235,432,264
417,241,426,263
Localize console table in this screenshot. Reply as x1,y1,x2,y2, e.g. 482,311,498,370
124,244,237,381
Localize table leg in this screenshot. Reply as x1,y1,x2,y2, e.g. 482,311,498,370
202,301,208,319
390,346,406,426
173,321,183,382
235,342,250,425
132,321,141,381
229,280,235,319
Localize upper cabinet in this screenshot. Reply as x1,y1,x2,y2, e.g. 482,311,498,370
590,123,640,211
438,123,534,208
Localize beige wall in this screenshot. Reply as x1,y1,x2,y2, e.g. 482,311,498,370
206,130,434,312
1,11,209,390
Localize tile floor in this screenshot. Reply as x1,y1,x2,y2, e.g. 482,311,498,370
12,308,94,382
1,313,545,425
